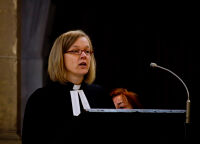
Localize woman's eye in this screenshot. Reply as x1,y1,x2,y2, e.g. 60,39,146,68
86,50,90,54
73,50,79,53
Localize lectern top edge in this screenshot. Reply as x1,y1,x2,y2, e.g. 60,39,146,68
85,108,186,114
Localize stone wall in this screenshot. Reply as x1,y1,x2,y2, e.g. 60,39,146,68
0,0,21,143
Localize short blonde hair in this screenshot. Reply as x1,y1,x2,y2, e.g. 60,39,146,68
48,30,96,84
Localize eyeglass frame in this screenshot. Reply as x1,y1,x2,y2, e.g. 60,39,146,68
65,49,94,56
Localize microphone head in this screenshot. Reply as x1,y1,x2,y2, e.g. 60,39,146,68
150,62,158,68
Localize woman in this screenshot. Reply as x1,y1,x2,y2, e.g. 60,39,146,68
22,30,114,144
110,88,143,109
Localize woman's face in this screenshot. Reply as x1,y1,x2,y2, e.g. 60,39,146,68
112,94,133,109
64,37,92,79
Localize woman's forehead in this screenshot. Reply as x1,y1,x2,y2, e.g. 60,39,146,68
70,37,90,48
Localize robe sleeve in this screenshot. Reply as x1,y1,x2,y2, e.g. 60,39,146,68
22,88,54,144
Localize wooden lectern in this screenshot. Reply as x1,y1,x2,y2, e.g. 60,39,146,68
76,109,186,143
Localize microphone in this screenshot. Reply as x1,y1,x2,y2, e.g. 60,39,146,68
150,62,191,124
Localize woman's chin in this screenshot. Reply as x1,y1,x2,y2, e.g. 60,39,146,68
77,70,89,76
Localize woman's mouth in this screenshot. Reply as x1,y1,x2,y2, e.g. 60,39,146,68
79,62,87,68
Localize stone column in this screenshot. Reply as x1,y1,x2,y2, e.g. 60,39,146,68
0,0,21,144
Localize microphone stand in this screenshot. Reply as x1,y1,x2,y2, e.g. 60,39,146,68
150,62,191,141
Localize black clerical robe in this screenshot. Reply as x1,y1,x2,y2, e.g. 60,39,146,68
22,81,115,144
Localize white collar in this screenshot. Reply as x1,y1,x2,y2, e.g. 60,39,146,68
73,84,81,90
70,88,91,116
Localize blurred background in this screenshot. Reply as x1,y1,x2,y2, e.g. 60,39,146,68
0,0,197,143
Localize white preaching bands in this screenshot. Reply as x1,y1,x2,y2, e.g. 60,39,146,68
70,84,91,116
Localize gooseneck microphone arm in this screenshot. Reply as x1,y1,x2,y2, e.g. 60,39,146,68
150,62,191,124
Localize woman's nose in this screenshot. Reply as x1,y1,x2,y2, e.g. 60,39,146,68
80,51,87,58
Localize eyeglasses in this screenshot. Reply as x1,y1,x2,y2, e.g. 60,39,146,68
65,49,93,56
